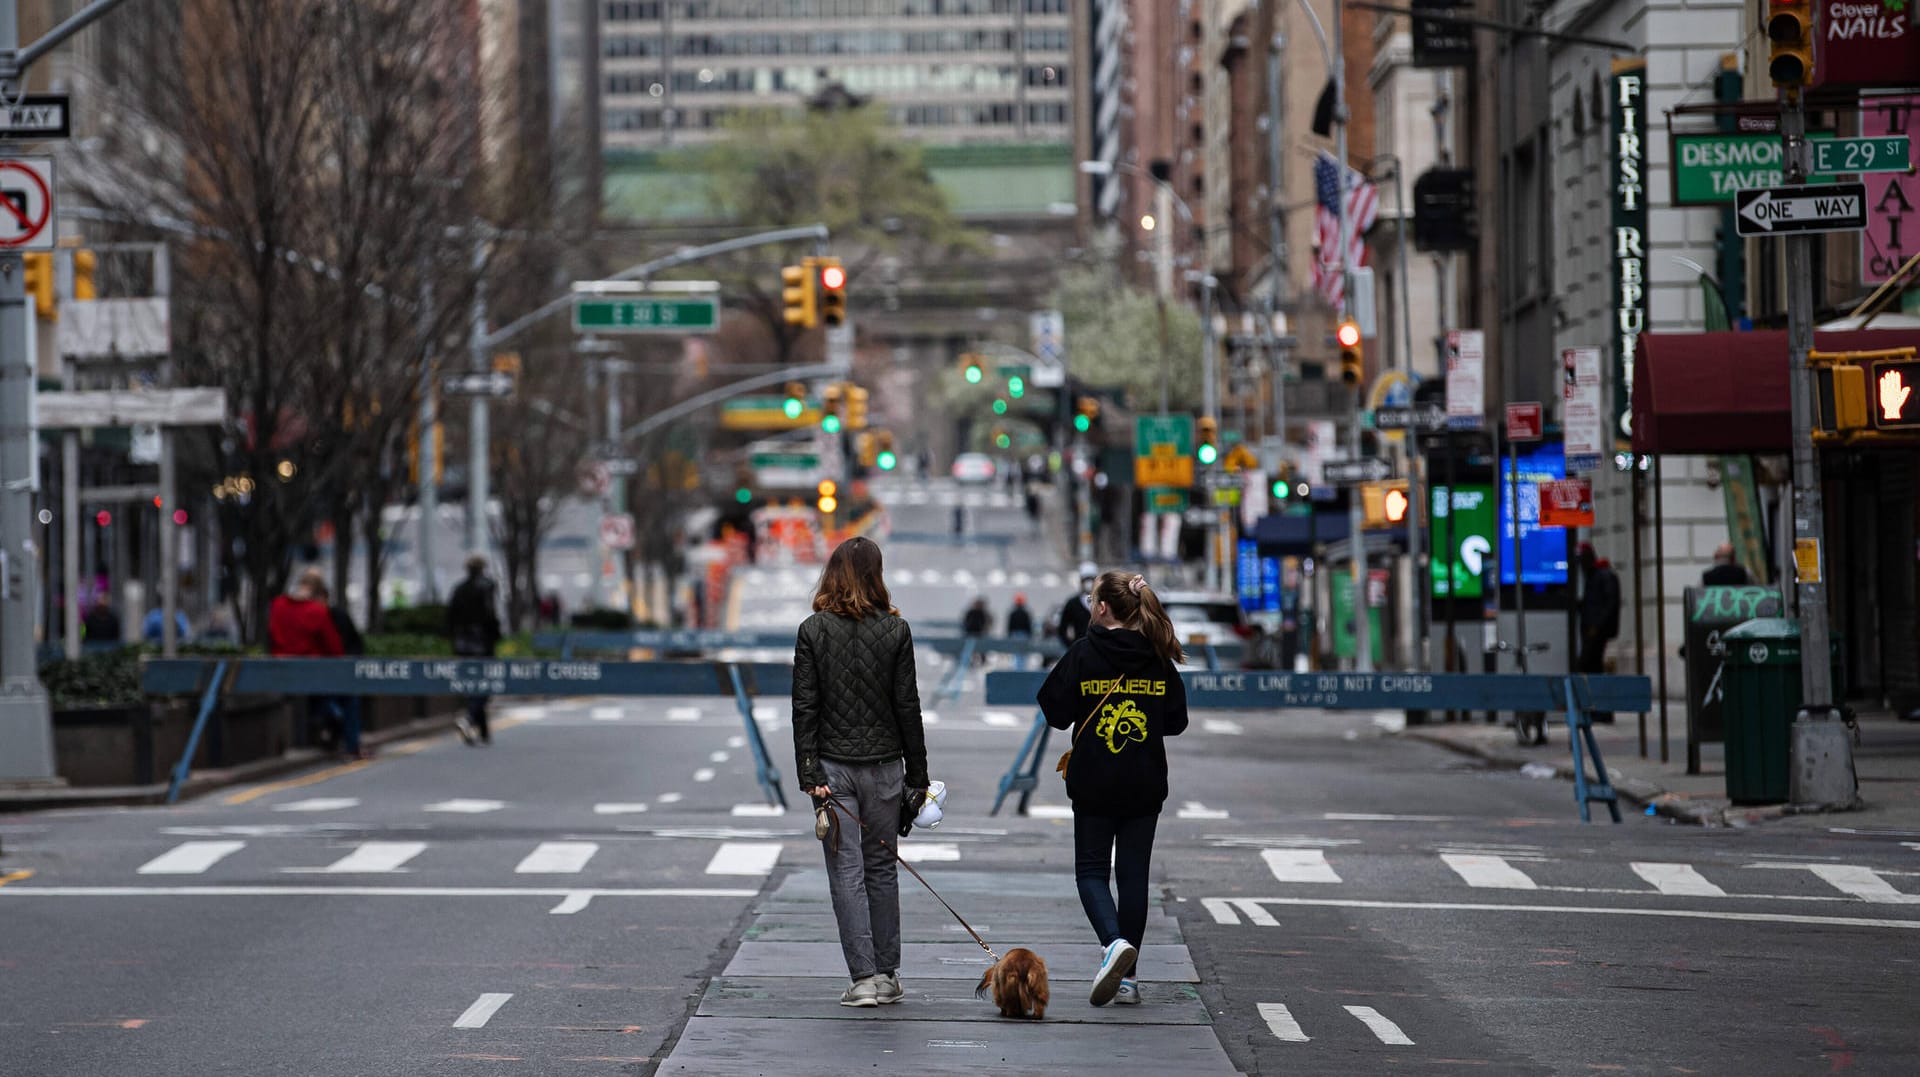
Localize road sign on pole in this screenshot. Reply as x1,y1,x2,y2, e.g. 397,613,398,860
1504,401,1543,442
0,156,55,251
443,371,515,398
1324,457,1392,485
1373,403,1449,432
600,513,635,551
572,280,721,334
1134,415,1196,488
0,94,69,140
1734,182,1867,237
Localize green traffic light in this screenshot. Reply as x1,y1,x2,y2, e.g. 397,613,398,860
877,451,898,471
782,398,803,419
1008,376,1024,398
735,487,752,504
1197,443,1218,465
995,433,1011,448
1073,414,1091,433
823,415,842,433
992,399,1008,415
964,366,983,384
1272,480,1288,499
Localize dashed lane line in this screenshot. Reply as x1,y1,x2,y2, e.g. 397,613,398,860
424,799,506,814
1258,1003,1310,1043
138,841,246,875
453,994,513,1029
1263,848,1342,884
594,803,650,815
223,759,372,805
1631,862,1728,898
1441,853,1539,890
730,804,786,817
0,885,762,902
705,842,782,876
1344,1006,1414,1045
0,870,36,887
1202,895,1920,931
272,798,360,813
515,842,598,874
693,769,717,783
1177,802,1231,820
284,841,427,874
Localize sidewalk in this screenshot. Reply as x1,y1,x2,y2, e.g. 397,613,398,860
1401,708,1920,830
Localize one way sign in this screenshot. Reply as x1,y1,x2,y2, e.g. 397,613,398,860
1735,182,1867,237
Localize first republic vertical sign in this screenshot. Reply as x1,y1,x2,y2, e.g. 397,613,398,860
1613,60,1648,447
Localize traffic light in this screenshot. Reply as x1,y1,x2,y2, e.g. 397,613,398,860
782,381,806,420
821,383,844,433
876,430,898,470
23,252,52,319
816,479,838,514
1337,320,1363,386
72,248,96,301
856,431,877,467
992,398,1008,415
1196,417,1219,465
1384,481,1411,524
408,422,445,484
1871,357,1920,429
1270,464,1294,500
735,485,753,504
816,257,847,326
962,354,985,384
845,384,869,430
1073,396,1100,433
1007,373,1025,398
782,262,817,328
1767,0,1814,88
993,426,1011,449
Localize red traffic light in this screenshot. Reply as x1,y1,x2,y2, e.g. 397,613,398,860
95,510,111,527
820,264,847,291
1336,320,1362,348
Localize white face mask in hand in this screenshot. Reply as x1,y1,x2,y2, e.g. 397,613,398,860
913,780,948,829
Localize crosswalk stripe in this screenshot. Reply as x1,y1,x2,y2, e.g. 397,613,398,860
1263,848,1342,884
1027,805,1074,820
1441,853,1538,890
591,706,624,721
706,841,782,876
516,842,598,874
693,769,717,783
424,799,505,814
1632,862,1728,897
1344,1005,1414,1045
668,707,703,722
1202,718,1244,735
898,842,961,862
730,804,786,817
453,993,512,1029
138,841,245,875
298,841,428,874
982,711,1021,728
272,798,360,813
594,803,650,815
1258,1002,1310,1042
1809,864,1920,904
1177,802,1230,820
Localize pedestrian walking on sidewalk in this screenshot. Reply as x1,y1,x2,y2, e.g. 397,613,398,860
270,568,345,751
1578,543,1622,723
1037,571,1189,1008
312,579,369,760
1055,562,1098,648
792,536,932,1009
447,555,502,746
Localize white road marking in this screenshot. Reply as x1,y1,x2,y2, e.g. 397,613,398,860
987,570,1008,585
921,710,941,725
1808,865,1920,904
1345,1005,1414,1045
1177,802,1230,820
504,706,547,721
591,706,625,721
1632,862,1727,897
453,993,513,1029
899,843,961,862
709,750,730,763
1011,572,1031,586
1323,813,1457,822
1441,853,1538,889
1371,713,1407,734
1258,1002,1310,1042
752,705,779,722
1262,848,1342,884
706,841,782,876
1202,894,1920,931
138,841,245,875
982,711,1021,728
550,892,593,915
1027,806,1074,820
515,842,598,874
919,569,941,585
3,885,759,900
726,735,746,749
731,804,786,817
693,768,717,783
667,706,702,722
292,841,427,874
657,792,683,804
594,803,650,815
272,798,360,813
1202,718,1243,735
423,799,505,814
1041,572,1063,587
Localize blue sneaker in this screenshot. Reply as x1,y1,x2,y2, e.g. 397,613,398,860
1113,978,1141,1005
1090,939,1137,1006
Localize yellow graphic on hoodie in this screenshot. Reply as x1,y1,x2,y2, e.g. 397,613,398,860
1097,699,1149,754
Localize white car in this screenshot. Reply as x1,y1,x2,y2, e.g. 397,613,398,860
951,453,997,484
1155,591,1251,655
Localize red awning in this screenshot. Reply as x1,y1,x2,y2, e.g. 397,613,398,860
1632,328,1920,454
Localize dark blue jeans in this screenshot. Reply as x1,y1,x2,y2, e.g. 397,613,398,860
1073,810,1159,958
319,697,362,755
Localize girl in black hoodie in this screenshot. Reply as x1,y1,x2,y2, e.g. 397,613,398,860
1037,571,1189,1007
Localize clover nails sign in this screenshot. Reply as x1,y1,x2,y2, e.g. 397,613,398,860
1611,60,1647,445
1816,0,1920,89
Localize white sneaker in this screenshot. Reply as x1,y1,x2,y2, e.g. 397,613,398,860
1113,978,1141,1005
454,717,477,746
839,977,879,1008
874,972,903,1004
1090,939,1136,1006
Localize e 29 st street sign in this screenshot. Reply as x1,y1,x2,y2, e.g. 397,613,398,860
1670,133,1907,206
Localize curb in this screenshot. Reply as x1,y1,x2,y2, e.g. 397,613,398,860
1402,726,1726,826
0,710,461,812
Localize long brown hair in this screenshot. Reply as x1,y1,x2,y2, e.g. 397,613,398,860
812,536,898,620
1091,570,1184,664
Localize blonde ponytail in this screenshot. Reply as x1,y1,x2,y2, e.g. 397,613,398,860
1090,571,1186,665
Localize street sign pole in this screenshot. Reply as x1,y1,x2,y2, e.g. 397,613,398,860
1781,92,1855,809
467,234,490,561
0,0,56,781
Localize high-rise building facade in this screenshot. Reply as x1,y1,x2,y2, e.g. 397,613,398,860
596,0,1072,149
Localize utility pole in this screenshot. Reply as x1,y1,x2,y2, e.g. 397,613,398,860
465,234,489,560
1779,90,1857,808
417,274,440,603
1333,0,1370,672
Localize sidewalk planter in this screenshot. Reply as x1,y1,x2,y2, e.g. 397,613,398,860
1721,619,1802,805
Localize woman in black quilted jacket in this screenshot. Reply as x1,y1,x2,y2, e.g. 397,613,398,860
792,536,931,1008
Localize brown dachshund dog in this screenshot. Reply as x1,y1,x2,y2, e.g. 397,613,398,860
976,948,1049,1020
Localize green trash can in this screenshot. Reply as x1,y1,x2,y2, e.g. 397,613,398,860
1720,618,1803,805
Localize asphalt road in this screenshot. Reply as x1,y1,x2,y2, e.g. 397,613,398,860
4,477,1917,1075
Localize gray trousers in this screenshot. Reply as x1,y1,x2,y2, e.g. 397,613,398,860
819,757,904,981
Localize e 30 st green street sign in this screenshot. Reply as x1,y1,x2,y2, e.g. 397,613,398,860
1670,132,1910,207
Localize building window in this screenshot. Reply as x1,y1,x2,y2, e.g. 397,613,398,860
606,1,662,18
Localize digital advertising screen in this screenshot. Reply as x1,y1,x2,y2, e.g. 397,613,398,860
1429,482,1496,599
1498,442,1570,586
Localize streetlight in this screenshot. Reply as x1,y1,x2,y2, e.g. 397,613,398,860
1140,214,1157,232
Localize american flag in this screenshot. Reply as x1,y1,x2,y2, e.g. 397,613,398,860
1312,151,1379,310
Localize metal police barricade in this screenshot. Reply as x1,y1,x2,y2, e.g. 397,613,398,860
983,669,1653,823
143,658,793,810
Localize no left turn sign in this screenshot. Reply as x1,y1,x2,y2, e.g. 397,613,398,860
0,157,54,251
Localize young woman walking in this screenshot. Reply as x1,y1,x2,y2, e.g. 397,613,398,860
1037,571,1189,1007
792,536,932,1008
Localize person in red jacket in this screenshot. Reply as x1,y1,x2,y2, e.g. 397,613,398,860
269,569,344,657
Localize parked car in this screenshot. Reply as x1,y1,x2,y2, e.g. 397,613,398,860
951,452,997,484
1154,590,1252,657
